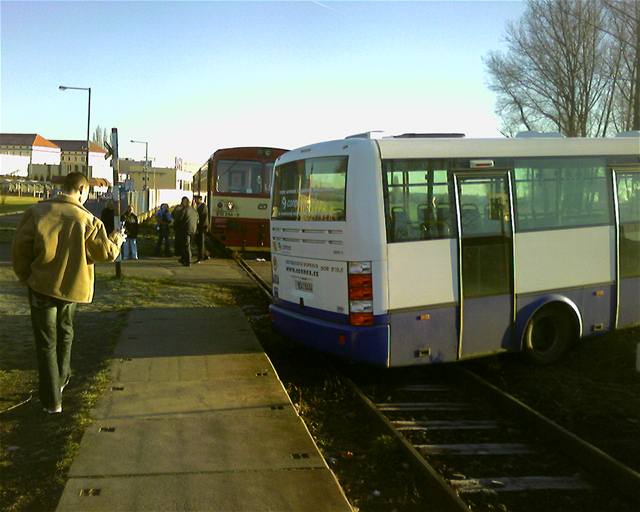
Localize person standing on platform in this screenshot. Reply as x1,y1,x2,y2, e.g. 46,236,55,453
154,203,173,256
100,200,114,235
121,204,139,260
172,200,185,259
194,195,209,262
175,196,198,266
11,172,124,414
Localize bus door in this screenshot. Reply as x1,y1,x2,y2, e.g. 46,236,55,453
614,168,640,328
454,171,516,359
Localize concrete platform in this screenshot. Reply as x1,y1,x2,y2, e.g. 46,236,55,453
56,307,351,511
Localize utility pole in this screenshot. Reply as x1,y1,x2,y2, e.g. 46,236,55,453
107,128,122,278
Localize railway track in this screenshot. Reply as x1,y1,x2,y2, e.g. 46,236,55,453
348,367,640,511
233,253,272,297
235,256,640,511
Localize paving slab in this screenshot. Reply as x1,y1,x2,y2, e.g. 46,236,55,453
69,409,324,477
111,307,259,358
109,353,272,382
57,469,348,512
91,378,289,419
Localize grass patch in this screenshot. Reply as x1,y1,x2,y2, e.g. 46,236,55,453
0,196,39,215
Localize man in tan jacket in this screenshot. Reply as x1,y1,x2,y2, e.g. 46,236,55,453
12,172,124,414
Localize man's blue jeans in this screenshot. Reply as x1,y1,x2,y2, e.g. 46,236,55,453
28,289,77,409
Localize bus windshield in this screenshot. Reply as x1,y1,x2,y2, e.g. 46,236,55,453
271,156,347,221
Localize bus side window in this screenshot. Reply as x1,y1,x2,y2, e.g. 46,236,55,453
391,206,409,241
417,203,436,239
436,202,452,237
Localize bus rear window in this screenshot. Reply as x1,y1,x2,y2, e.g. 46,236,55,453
271,156,347,221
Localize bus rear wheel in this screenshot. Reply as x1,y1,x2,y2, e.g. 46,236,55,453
523,304,577,365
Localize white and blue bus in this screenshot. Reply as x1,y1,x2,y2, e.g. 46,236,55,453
269,133,640,367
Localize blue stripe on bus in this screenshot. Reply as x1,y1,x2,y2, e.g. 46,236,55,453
270,304,390,366
271,298,390,325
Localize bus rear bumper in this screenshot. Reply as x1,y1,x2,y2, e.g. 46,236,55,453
269,304,390,366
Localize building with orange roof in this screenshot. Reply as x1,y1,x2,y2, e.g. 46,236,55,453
0,133,61,166
0,134,112,189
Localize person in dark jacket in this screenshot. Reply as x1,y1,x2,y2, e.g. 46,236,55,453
194,195,209,262
154,203,173,256
121,205,139,260
172,201,185,258
175,196,198,266
100,200,115,235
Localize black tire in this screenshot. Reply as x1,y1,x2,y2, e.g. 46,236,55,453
523,304,577,365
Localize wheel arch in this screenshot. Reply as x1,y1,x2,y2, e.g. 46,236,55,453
516,294,583,351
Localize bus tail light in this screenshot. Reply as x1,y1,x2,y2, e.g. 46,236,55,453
348,274,372,299
348,261,373,326
350,312,374,326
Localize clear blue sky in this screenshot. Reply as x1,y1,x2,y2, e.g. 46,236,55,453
1,1,525,166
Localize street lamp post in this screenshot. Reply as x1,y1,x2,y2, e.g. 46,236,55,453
59,85,91,175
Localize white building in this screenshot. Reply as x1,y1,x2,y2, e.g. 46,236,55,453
0,133,61,166
119,158,193,208
0,154,30,177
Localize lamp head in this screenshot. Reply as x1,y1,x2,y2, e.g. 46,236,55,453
59,86,67,90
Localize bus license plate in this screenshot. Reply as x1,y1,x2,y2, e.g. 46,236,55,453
294,280,313,292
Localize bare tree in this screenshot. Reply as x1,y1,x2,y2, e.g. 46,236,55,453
603,0,639,131
486,0,617,136
91,125,109,148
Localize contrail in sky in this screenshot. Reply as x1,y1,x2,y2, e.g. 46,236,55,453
311,1,342,15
